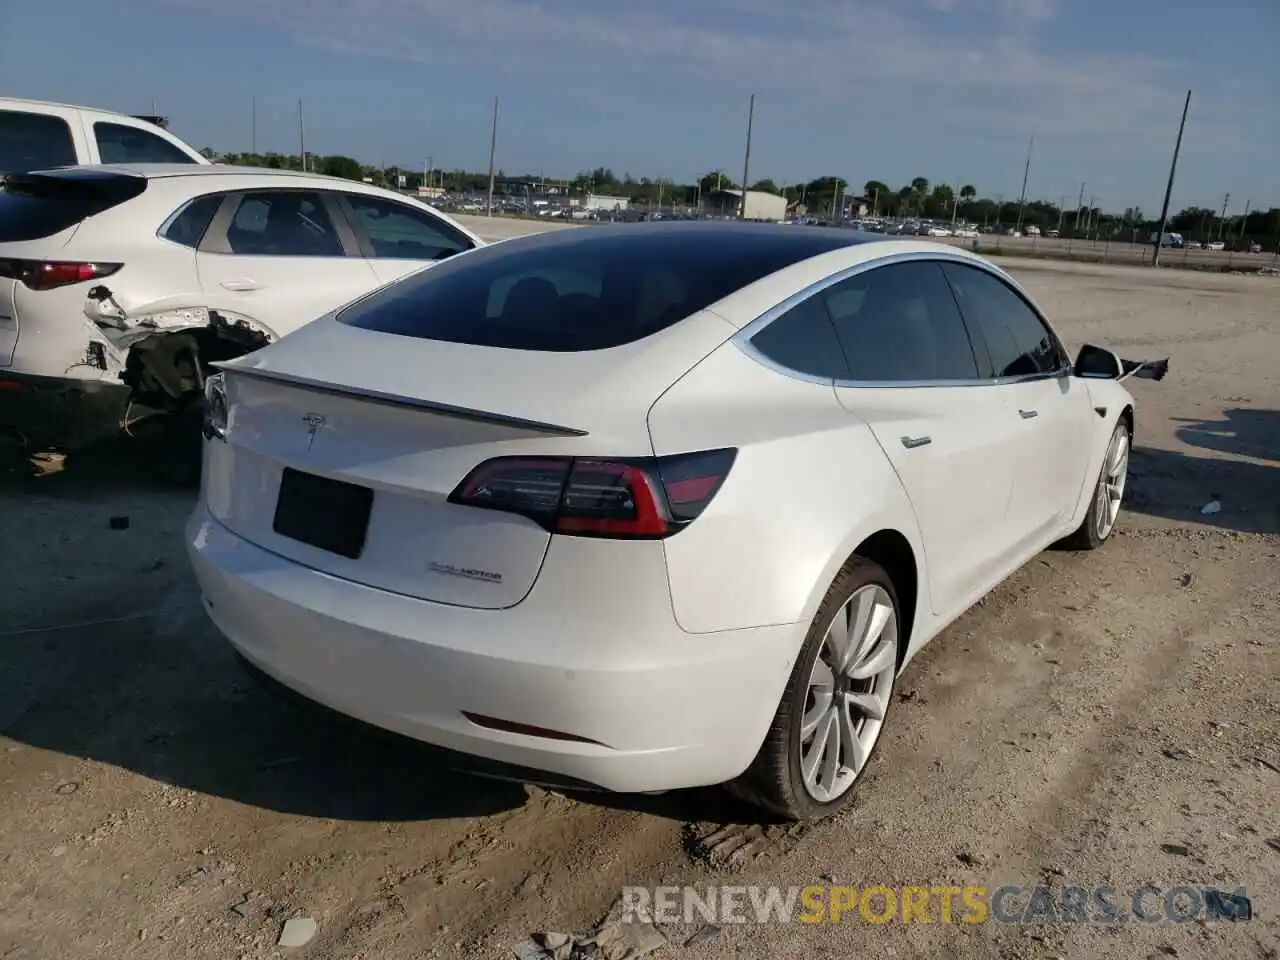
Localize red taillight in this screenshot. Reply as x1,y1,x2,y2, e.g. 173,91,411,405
447,449,737,539
0,259,122,291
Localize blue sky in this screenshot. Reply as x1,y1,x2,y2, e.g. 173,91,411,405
2,0,1277,212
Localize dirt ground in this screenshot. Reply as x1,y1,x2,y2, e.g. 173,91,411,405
0,255,1276,960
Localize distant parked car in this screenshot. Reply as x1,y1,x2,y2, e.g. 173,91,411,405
1248,242,1262,254
0,97,208,175
0,164,483,457
1206,241,1225,252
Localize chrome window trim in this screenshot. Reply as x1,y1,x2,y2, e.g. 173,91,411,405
732,249,1072,389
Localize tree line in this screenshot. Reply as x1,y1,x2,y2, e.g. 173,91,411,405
204,149,1280,245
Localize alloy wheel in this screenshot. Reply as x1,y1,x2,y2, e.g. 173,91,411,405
799,584,898,803
1094,426,1130,540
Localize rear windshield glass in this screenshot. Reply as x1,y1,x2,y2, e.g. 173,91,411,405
0,110,78,175
338,224,864,352
0,172,147,242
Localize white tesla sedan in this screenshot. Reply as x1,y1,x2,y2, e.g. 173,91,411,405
187,222,1166,820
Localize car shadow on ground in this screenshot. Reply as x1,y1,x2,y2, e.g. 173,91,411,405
0,583,759,827
1126,442,1279,537
0,589,530,821
1169,407,1280,463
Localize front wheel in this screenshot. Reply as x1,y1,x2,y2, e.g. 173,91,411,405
1062,418,1131,550
730,557,900,821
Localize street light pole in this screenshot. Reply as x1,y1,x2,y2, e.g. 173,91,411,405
297,99,306,172
1014,135,1033,235
1153,89,1192,267
739,94,755,220
485,95,499,217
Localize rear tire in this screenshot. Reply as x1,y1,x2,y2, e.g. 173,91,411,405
1061,419,1131,551
729,557,900,821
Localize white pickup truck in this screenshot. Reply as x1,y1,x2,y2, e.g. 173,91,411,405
1,97,209,175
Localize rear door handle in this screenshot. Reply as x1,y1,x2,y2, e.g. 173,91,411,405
219,278,261,292
900,435,932,449
1019,409,1039,419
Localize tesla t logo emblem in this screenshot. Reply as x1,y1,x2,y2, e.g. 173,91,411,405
301,413,326,450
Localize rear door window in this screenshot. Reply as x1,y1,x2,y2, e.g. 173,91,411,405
223,191,345,257
0,110,78,175
94,121,198,164
821,261,982,381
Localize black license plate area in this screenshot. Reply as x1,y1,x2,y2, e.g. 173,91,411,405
272,467,374,559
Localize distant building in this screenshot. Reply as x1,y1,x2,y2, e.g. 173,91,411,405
572,193,631,213
704,189,787,222
845,196,872,218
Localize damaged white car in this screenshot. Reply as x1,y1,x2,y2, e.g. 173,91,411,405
0,164,482,459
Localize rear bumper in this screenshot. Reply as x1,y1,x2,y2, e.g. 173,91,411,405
233,651,606,792
187,503,803,794
0,371,129,449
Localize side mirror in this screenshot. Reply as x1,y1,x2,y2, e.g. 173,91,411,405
1074,344,1123,379
1074,345,1171,382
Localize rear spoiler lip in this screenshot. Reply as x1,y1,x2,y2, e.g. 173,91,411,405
212,361,589,437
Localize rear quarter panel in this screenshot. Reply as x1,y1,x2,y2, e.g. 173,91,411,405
647,342,925,637
11,182,205,380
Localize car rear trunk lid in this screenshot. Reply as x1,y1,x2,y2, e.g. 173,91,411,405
204,312,733,608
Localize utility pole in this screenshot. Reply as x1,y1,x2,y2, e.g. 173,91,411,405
1015,135,1034,235
1058,195,1067,234
1219,193,1230,240
251,96,257,154
1153,89,1192,267
1238,199,1251,242
739,94,755,220
485,95,499,217
297,99,306,172
1075,182,1086,231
